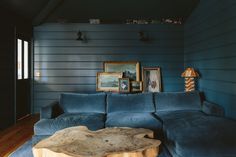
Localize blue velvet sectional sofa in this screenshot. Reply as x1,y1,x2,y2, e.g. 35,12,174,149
11,92,236,157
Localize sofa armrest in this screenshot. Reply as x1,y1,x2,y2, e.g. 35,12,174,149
202,101,224,117
40,101,63,119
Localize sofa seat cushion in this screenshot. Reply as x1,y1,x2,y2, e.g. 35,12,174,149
34,113,105,135
155,111,236,157
106,112,162,132
107,93,155,113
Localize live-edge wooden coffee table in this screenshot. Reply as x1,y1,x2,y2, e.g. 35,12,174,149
33,126,161,157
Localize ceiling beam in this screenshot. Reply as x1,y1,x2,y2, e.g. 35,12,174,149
33,0,64,26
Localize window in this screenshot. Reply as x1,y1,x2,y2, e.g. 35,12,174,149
24,41,29,79
17,39,22,80
17,39,29,80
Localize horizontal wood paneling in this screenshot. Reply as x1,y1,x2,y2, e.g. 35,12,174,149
34,47,183,55
34,31,183,40
34,62,183,70
34,24,183,32
34,39,182,47
33,24,184,113
184,0,236,119
34,54,183,62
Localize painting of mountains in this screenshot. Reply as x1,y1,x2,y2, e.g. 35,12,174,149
96,72,123,92
104,61,140,81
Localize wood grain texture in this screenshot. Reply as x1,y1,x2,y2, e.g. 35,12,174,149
33,126,161,157
33,24,185,113
184,0,236,119
0,114,39,157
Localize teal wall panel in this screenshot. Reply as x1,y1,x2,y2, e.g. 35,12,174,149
185,0,236,119
33,24,184,112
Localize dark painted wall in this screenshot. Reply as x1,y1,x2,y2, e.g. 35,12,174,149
184,0,236,119
33,23,184,112
0,8,32,129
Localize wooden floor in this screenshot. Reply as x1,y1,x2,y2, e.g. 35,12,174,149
0,114,39,157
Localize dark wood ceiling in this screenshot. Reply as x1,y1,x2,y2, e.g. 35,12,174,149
0,0,199,25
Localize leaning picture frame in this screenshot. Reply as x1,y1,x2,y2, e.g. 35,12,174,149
131,81,143,92
104,61,140,81
142,67,161,92
119,78,130,93
96,72,123,92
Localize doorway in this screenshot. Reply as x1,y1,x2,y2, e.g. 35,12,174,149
16,38,31,120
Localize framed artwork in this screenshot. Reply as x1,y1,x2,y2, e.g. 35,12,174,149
104,61,140,81
142,67,161,92
119,78,130,93
96,72,123,92
131,81,143,92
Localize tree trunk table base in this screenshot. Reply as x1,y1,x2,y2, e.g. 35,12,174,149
33,126,161,157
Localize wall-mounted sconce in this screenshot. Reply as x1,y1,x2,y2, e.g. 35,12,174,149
35,71,41,77
181,67,199,92
139,31,149,42
76,30,86,41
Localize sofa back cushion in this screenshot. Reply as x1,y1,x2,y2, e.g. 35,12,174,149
107,93,155,113
154,91,201,112
59,93,106,113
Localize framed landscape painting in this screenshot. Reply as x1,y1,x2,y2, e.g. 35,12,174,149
142,67,161,92
131,81,143,92
104,61,140,81
96,72,123,92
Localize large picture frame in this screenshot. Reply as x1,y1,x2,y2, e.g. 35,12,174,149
104,61,140,81
142,67,161,92
96,72,123,92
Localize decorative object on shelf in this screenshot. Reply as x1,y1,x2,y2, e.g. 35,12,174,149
96,72,123,92
142,67,161,92
104,61,140,81
161,18,183,25
89,19,100,24
131,81,143,92
126,19,149,24
181,67,199,92
76,30,86,41
139,31,149,42
119,78,130,93
125,18,183,25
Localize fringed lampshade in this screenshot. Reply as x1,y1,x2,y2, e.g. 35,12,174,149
181,68,199,92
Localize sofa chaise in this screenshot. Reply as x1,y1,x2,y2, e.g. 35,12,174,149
10,92,236,157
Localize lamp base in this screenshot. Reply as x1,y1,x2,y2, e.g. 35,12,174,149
185,77,195,92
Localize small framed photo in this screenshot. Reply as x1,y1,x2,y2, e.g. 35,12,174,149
142,67,161,92
131,81,143,92
96,72,123,92
119,78,130,93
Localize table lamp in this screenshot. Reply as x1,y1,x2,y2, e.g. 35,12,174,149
181,67,199,92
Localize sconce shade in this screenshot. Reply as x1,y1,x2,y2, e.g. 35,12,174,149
181,68,199,78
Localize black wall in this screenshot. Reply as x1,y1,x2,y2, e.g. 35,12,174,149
0,8,32,129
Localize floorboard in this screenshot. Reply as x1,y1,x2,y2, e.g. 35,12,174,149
0,114,39,157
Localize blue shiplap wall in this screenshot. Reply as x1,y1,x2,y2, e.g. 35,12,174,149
184,0,236,119
33,23,184,112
